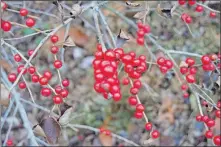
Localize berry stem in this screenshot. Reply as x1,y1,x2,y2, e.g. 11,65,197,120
6,8,41,20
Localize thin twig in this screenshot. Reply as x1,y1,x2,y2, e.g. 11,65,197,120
6,8,40,20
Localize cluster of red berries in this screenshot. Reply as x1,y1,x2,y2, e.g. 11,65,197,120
8,35,69,105
181,13,192,24
156,57,173,74
201,54,218,71
136,21,151,46
99,127,112,136
1,2,35,32
180,57,197,83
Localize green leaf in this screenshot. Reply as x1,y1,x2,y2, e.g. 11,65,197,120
23,28,35,35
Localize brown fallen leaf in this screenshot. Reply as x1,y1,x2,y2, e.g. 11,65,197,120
0,59,12,72
0,84,10,107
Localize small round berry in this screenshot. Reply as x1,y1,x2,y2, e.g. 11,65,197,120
128,96,138,106
122,77,130,85
188,0,196,6
217,101,221,108
183,92,189,98
205,130,213,139
189,67,197,74
139,55,146,61
17,65,27,75
180,67,188,74
27,49,37,57
215,110,221,118
55,85,62,94
137,21,144,29
60,88,69,98
206,119,215,128
164,60,173,69
53,95,63,104
28,66,36,74
137,37,144,46
213,135,221,146
137,29,145,38
157,57,165,66
54,60,62,69
202,115,209,123
94,51,104,59
19,81,26,89
134,111,143,119
41,87,51,97
6,139,13,146
97,43,102,51
210,54,218,61
104,50,116,61
201,55,211,65
159,66,168,74
8,73,17,82
14,54,22,62
62,79,70,87
102,65,115,77
210,12,216,18
122,54,133,64
1,2,8,10
195,5,204,12
50,35,59,43
133,80,142,89
43,71,52,80
31,74,39,83
186,74,196,83
151,130,160,139
143,25,151,33
181,84,188,91
19,8,28,16
136,104,145,112
181,13,188,21
50,46,59,54
113,93,122,101
185,57,195,66
130,87,139,95
196,115,202,121
114,48,124,59
26,18,35,27
1,21,11,32
178,0,186,5
185,16,192,24
39,77,48,85
145,122,152,131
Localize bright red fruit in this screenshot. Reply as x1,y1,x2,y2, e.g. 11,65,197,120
19,81,26,89
217,101,221,108
54,60,62,69
151,130,160,139
215,110,221,118
128,96,138,106
26,18,35,27
41,87,51,97
186,58,195,66
185,16,192,24
97,43,102,51
53,95,63,104
201,55,211,64
206,119,215,128
134,111,143,119
181,84,188,91
205,130,213,139
17,65,27,75
180,67,188,74
1,21,11,32
104,50,116,61
55,85,62,94
159,66,168,74
28,66,36,74
8,73,17,83
188,0,196,6
181,13,188,21
186,74,196,83
136,104,145,112
122,77,130,85
39,77,48,85
102,65,115,77
60,88,69,98
137,21,144,29
130,87,139,95
62,79,70,87
189,67,197,74
14,54,22,62
210,12,216,18
51,46,59,54
137,37,144,45
196,115,202,121
137,29,145,38
165,60,173,69
133,80,142,89
213,135,221,146
20,8,28,16
43,71,52,80
6,139,13,146
143,25,151,33
195,5,204,12
183,92,189,98
157,57,165,66
113,93,122,101
178,0,186,5
28,49,37,57
31,74,39,83
202,115,209,123
145,122,152,131
139,55,146,61
1,2,8,10
50,35,59,43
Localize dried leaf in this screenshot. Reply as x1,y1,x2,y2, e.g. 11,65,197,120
133,11,147,19
33,124,46,138
59,107,74,126
0,60,12,72
63,35,76,47
99,132,113,146
0,84,10,107
39,117,61,144
126,1,140,7
116,29,129,48
60,103,72,116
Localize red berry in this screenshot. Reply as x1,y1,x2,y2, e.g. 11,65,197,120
189,67,197,74
6,139,13,146
210,54,217,61
143,25,151,33
137,21,144,29
186,74,196,83
213,135,221,146
145,122,152,131
217,101,221,108
1,21,11,32
95,73,105,82
55,85,62,94
130,87,139,95
31,74,39,83
129,51,136,58
50,35,59,43
137,29,145,38
43,71,52,80
157,57,165,66
188,0,196,6
202,115,209,123
102,65,115,77
17,65,27,75
180,67,188,74
136,104,145,112
181,84,188,91
110,85,120,94
185,58,195,66
181,13,188,21
202,64,210,71
26,18,35,27
14,54,22,62
95,51,104,59
1,2,8,10
104,50,116,61
113,93,122,101
183,92,189,98
201,55,211,65
195,5,204,12
54,60,62,69
196,115,202,121
206,119,215,128
60,88,69,98
178,0,186,5
164,60,173,69
133,80,142,89
8,73,17,82
114,48,124,59
50,46,59,54
159,66,168,74
134,111,143,119
122,54,133,64
28,66,36,74
185,16,192,24
151,130,160,139
39,77,48,85
122,77,130,85
128,96,138,106
19,8,28,16
97,43,102,51
137,37,144,46
41,87,51,97
210,12,216,18
62,79,70,87
19,81,26,89
27,49,37,57
139,55,146,61
205,130,213,139
215,110,221,118
53,95,63,104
